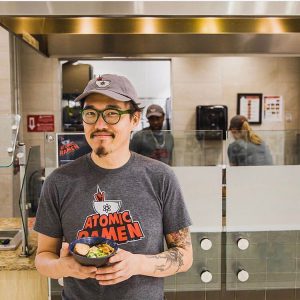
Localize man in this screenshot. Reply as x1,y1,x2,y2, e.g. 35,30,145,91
130,104,174,165
34,74,193,300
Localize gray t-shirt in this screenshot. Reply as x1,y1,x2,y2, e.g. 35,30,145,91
34,152,191,300
130,128,174,165
227,140,273,166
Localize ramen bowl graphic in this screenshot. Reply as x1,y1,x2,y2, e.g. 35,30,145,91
93,200,122,215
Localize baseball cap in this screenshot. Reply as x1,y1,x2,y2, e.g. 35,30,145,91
229,115,248,130
146,104,165,118
74,74,138,104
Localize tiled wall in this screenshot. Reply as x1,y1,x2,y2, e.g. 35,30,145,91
0,28,12,115
0,36,61,216
165,231,300,300
165,232,222,292
0,27,14,217
226,231,298,291
171,57,300,166
172,57,300,132
19,41,61,167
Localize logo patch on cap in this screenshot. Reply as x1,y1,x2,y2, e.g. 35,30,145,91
95,78,111,89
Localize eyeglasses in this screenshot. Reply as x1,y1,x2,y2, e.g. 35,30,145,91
81,107,133,125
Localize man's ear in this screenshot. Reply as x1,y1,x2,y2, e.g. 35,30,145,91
132,112,141,127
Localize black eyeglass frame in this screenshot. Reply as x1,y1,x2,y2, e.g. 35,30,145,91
81,107,133,125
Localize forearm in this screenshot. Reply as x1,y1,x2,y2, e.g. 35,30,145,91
35,252,65,279
139,246,193,277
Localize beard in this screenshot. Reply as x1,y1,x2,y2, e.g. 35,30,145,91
94,146,111,157
90,129,115,157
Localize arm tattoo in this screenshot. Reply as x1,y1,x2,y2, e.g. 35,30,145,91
149,248,184,273
167,227,192,248
148,227,192,273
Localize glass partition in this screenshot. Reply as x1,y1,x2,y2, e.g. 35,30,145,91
44,132,92,176
45,130,224,168
167,131,224,293
44,132,57,177
226,129,300,166
226,130,300,231
172,130,223,167
45,132,90,160
0,114,20,167
226,130,300,294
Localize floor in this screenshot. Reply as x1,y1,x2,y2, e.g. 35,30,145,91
51,288,300,300
165,288,300,300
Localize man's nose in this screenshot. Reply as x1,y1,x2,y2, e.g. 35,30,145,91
94,114,108,128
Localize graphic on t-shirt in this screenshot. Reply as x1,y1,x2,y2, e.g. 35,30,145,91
92,186,122,215
77,185,145,244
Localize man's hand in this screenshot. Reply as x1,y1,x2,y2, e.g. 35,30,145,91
95,227,193,285
35,234,97,280
95,249,142,285
58,242,97,280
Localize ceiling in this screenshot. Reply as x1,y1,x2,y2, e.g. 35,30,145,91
1,1,300,58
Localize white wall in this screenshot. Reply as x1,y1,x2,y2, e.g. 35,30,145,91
78,60,171,100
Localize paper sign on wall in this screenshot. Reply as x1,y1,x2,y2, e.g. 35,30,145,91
263,96,283,122
27,115,55,132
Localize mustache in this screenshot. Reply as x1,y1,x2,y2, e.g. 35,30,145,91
90,129,115,139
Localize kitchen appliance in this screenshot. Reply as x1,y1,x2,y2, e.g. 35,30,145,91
62,63,92,97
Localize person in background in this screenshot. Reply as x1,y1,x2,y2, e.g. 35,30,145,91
227,115,273,166
130,104,174,165
34,74,192,300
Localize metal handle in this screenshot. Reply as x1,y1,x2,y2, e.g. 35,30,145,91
200,270,213,283
237,269,249,282
200,238,212,250
237,238,249,250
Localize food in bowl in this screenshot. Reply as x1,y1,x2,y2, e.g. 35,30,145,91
69,237,118,267
74,243,90,256
74,242,115,258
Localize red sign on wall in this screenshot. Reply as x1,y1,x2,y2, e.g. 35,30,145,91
27,115,55,132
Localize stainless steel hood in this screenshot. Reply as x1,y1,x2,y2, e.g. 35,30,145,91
1,1,300,57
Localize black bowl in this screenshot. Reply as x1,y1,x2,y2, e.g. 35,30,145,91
69,237,118,267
